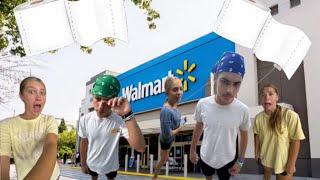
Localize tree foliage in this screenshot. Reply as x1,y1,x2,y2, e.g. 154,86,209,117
0,53,40,104
57,129,76,159
58,118,68,133
0,0,160,56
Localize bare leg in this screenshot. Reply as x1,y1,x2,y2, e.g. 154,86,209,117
263,166,272,180
205,176,213,180
152,149,171,180
91,175,98,180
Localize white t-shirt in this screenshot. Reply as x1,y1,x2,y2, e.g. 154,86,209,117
78,111,129,174
194,96,251,169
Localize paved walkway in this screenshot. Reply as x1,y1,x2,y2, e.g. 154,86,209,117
9,164,320,180
60,167,166,180
63,165,320,180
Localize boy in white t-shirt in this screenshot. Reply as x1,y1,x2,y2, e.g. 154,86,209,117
190,52,251,180
78,75,145,180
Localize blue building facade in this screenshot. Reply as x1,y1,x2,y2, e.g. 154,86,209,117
118,32,235,113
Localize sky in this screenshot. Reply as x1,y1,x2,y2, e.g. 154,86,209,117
0,0,217,122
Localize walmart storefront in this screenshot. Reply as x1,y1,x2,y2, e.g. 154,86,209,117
116,32,235,172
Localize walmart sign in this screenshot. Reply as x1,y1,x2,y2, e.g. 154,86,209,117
117,32,235,113
122,70,174,102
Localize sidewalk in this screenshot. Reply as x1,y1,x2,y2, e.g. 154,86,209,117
118,167,320,180
10,164,320,180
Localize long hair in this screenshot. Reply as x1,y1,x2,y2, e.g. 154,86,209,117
259,84,283,134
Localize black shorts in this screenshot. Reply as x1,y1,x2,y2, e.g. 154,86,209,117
200,156,237,180
88,167,117,178
200,136,239,180
160,140,173,150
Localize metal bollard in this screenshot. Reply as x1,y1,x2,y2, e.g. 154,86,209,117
137,154,140,173
150,154,154,174
125,154,128,172
184,154,188,177
166,161,169,176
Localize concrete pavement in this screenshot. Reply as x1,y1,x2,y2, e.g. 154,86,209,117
63,165,320,180
9,164,320,180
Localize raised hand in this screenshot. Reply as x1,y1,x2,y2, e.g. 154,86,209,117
107,97,132,116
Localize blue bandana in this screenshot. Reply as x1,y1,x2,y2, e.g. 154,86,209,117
212,52,245,77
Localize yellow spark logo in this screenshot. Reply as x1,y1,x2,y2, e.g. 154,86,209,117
176,60,197,91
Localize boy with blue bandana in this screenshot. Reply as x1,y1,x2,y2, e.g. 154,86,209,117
78,75,145,180
190,52,251,180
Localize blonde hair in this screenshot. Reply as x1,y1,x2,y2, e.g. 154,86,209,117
164,76,180,93
164,76,181,103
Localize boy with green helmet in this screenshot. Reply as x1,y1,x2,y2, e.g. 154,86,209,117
78,75,145,180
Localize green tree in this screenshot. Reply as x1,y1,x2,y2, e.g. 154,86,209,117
58,119,67,133
0,0,160,56
57,129,77,159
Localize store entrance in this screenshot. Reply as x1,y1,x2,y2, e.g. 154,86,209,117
169,144,183,171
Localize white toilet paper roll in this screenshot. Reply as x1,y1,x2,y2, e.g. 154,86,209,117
65,0,128,47
14,0,74,56
212,0,311,79
213,0,271,49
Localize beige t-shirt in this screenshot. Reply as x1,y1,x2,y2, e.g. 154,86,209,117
0,114,60,180
253,108,305,174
